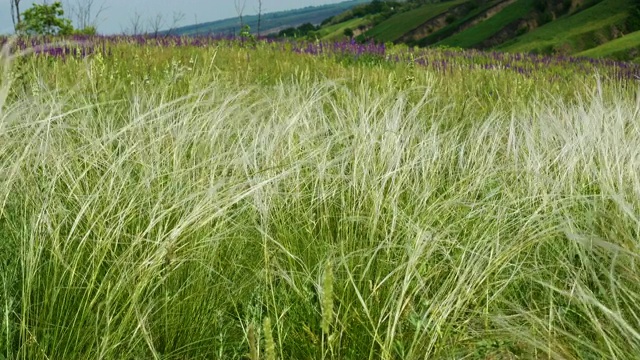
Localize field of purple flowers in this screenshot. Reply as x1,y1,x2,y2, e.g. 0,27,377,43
2,35,639,80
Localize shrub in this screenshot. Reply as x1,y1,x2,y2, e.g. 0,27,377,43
16,1,74,36
343,28,354,38
445,14,457,24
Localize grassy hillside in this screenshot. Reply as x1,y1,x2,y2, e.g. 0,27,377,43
578,29,640,62
365,0,469,42
303,0,639,62
158,0,640,62
415,0,504,46
436,0,536,48
316,17,370,39
499,0,635,54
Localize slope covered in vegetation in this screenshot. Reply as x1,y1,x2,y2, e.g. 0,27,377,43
365,0,469,42
164,0,640,62
316,17,370,39
578,29,640,62
306,0,640,61
499,0,637,54
435,0,537,48
413,0,506,46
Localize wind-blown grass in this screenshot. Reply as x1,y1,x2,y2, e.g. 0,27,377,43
0,38,640,359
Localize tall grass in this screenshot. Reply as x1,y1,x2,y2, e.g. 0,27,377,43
0,41,639,359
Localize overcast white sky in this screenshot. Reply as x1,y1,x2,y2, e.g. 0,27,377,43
1,0,349,34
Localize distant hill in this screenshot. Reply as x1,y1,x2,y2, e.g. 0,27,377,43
578,29,640,62
167,0,371,36
497,0,638,55
309,0,640,62
164,0,640,62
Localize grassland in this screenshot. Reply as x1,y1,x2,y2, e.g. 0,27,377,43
499,0,634,54
436,0,536,48
578,30,640,62
0,36,639,359
316,17,370,39
365,0,469,42
416,0,503,46
308,0,638,61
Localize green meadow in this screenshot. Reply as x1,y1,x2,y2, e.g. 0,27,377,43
365,0,469,43
436,0,537,48
0,37,639,359
499,0,635,54
578,30,640,62
316,17,370,40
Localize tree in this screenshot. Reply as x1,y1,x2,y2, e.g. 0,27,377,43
277,23,318,38
239,24,255,43
9,0,22,31
126,11,143,35
17,1,74,35
256,0,263,36
297,23,316,35
343,28,354,38
235,0,246,32
68,0,107,34
146,11,185,37
148,13,165,37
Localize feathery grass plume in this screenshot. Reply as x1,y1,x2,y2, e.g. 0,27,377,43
0,38,14,110
263,317,276,360
248,322,259,360
1,274,14,360
321,259,334,336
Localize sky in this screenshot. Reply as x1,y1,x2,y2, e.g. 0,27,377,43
1,0,349,34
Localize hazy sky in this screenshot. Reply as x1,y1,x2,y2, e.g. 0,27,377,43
1,0,349,34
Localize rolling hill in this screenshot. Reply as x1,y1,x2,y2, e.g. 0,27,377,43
314,17,371,39
314,0,640,62
364,0,469,42
166,0,640,63
498,0,637,54
577,29,640,62
435,0,537,48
